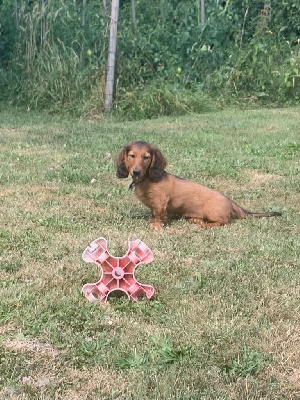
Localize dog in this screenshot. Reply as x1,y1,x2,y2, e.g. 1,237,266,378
116,141,281,228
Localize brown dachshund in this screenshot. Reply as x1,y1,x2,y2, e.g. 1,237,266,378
116,141,281,228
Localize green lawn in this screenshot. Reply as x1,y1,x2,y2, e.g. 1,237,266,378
0,106,299,399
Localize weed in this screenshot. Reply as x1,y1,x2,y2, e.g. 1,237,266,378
153,337,194,368
0,261,22,273
115,337,193,371
223,346,269,379
115,349,151,370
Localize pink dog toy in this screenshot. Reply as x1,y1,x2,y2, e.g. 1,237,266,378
82,237,155,302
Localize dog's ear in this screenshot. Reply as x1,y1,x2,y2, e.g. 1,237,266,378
116,146,129,178
149,145,167,181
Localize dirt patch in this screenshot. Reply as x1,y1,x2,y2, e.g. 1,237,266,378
276,109,300,118
63,367,129,399
197,178,268,203
3,338,59,358
0,184,58,198
0,323,18,336
212,169,282,196
262,322,300,391
0,128,29,137
244,169,281,185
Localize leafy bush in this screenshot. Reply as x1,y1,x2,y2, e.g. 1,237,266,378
114,81,214,120
209,32,300,104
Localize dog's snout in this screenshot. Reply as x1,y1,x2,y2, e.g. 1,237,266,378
133,169,141,176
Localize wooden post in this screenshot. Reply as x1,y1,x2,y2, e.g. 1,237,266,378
160,0,165,21
41,0,47,45
82,0,87,28
14,0,18,30
201,0,205,24
81,0,87,64
105,0,120,112
131,0,137,30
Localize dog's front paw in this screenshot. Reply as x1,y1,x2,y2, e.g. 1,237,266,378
150,221,164,229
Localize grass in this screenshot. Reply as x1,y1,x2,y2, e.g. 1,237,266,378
0,105,299,399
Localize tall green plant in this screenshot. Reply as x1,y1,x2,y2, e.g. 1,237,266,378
5,0,108,114
213,1,300,103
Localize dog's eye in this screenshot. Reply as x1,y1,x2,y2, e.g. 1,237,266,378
129,154,136,158
143,155,150,160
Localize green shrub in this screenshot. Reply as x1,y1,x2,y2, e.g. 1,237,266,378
114,81,214,120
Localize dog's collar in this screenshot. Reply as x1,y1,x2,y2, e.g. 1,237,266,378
129,181,135,190
129,177,145,190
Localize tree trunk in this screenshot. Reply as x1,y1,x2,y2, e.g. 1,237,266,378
105,0,120,112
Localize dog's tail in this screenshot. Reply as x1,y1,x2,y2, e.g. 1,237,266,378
232,201,281,219
247,210,282,218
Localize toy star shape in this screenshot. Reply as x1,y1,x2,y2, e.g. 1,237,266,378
82,237,155,302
